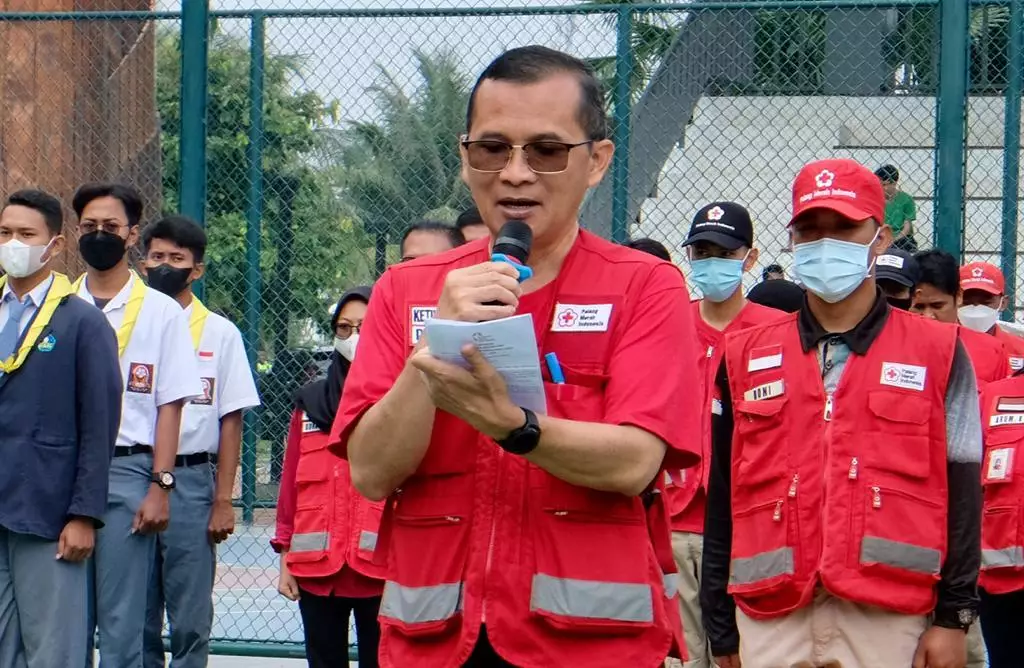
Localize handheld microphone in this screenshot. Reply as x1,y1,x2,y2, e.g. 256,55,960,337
485,220,533,307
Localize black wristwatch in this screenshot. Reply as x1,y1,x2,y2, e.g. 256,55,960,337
152,471,176,491
934,608,977,632
496,408,541,455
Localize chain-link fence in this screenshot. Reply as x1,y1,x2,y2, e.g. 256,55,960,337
0,0,1020,658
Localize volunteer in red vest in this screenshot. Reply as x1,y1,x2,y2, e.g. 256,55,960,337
977,372,1024,667
272,286,382,668
912,250,1010,389
959,261,1024,373
701,158,983,668
330,45,700,668
667,201,781,667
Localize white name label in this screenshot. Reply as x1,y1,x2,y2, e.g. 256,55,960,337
990,413,1024,427
551,303,613,332
1011,357,1024,371
880,362,927,392
410,306,437,345
876,254,905,269
743,380,785,401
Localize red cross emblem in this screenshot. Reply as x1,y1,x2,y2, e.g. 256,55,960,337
558,309,578,327
885,368,899,381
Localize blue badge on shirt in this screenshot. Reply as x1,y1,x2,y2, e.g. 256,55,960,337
36,334,56,353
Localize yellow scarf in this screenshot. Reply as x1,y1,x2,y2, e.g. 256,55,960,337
0,273,74,374
189,297,209,351
72,272,147,357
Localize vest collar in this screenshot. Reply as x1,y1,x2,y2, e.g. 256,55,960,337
798,288,890,355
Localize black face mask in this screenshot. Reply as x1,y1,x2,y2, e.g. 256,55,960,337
79,231,127,271
146,264,193,297
887,295,913,311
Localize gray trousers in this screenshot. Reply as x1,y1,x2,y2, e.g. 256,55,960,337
142,462,215,668
0,527,89,668
88,453,158,668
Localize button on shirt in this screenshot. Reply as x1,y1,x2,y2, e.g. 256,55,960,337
78,273,202,447
179,305,261,455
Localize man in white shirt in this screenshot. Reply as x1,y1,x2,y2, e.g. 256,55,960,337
72,183,202,668
138,215,260,668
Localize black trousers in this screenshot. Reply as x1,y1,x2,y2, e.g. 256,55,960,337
463,628,518,668
297,590,381,668
979,588,1024,668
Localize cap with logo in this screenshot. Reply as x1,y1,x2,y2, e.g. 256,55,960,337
960,262,1005,295
875,248,920,288
683,201,754,251
790,158,886,226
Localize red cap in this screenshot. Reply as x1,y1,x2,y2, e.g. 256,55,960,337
789,158,886,226
960,262,1005,295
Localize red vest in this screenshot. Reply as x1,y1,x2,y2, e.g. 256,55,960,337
979,376,1024,594
372,232,685,668
667,301,784,533
724,309,955,619
285,410,386,581
960,327,1011,389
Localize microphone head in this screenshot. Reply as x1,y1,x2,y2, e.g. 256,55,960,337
492,220,532,265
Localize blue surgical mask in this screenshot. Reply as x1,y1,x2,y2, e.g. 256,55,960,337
792,231,879,304
690,255,746,302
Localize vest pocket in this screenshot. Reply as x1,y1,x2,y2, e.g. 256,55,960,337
728,497,795,596
980,505,1024,573
734,398,788,486
380,475,472,638
855,485,943,584
529,472,654,635
864,392,931,479
288,455,334,564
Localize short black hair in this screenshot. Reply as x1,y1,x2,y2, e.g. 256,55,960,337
625,237,671,262
142,215,207,263
456,206,484,230
466,46,608,141
5,189,64,235
762,263,784,280
875,164,900,184
72,182,144,227
914,249,959,296
400,220,465,254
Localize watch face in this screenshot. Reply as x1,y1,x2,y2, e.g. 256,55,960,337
958,609,974,626
160,472,175,487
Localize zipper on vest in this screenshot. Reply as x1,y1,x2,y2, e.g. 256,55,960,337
848,457,859,480
823,394,834,421
788,474,799,498
871,486,882,509
482,449,504,624
772,500,783,522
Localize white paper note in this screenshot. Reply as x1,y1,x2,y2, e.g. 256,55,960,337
424,314,547,414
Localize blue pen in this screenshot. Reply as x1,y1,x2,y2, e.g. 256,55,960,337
545,352,566,384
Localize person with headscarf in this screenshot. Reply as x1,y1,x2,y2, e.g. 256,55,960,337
271,286,383,668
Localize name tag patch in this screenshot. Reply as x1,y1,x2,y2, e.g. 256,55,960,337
744,379,784,401
880,362,926,392
985,447,1014,482
748,345,783,372
997,397,1024,412
410,306,437,345
551,303,612,332
191,377,215,406
127,362,154,394
1010,357,1024,372
300,411,318,434
990,413,1024,427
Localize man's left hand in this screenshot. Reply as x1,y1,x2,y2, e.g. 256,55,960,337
410,344,523,440
912,626,967,668
208,499,236,544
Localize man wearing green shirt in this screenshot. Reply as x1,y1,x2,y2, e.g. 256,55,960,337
876,164,918,252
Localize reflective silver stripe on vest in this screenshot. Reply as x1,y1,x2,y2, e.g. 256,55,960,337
530,574,653,623
981,546,1024,569
861,536,941,574
380,581,462,625
663,573,679,599
290,531,328,553
358,530,378,552
729,547,794,586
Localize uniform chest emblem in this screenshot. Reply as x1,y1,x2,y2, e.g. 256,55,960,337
551,303,612,332
127,362,154,394
748,345,782,372
191,377,215,406
879,362,926,392
410,306,437,345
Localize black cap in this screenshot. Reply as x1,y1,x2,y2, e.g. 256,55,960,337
874,248,920,288
683,202,754,251
748,279,805,314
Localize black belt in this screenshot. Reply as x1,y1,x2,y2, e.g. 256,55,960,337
114,445,153,458
176,452,216,467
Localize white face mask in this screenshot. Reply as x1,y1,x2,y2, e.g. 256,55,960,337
958,304,1001,334
0,238,53,279
334,333,359,362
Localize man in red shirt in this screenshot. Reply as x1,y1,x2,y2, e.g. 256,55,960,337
330,46,699,668
959,262,1024,373
667,201,782,667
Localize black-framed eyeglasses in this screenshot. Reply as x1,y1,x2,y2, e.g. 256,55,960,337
460,136,593,174
335,323,362,339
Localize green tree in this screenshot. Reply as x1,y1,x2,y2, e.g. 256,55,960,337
325,49,473,273
157,28,374,354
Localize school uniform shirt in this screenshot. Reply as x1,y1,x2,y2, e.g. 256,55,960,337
78,273,202,446
0,274,53,342
179,304,261,455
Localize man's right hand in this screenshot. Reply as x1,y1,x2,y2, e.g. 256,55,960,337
277,555,301,601
714,655,741,668
436,262,522,322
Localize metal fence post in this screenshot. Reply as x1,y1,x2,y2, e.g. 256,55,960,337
179,0,210,299
241,13,266,525
611,5,634,244
1002,0,1022,321
934,0,969,260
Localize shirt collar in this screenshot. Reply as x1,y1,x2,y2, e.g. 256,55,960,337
95,272,136,313
797,288,890,355
2,272,54,308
